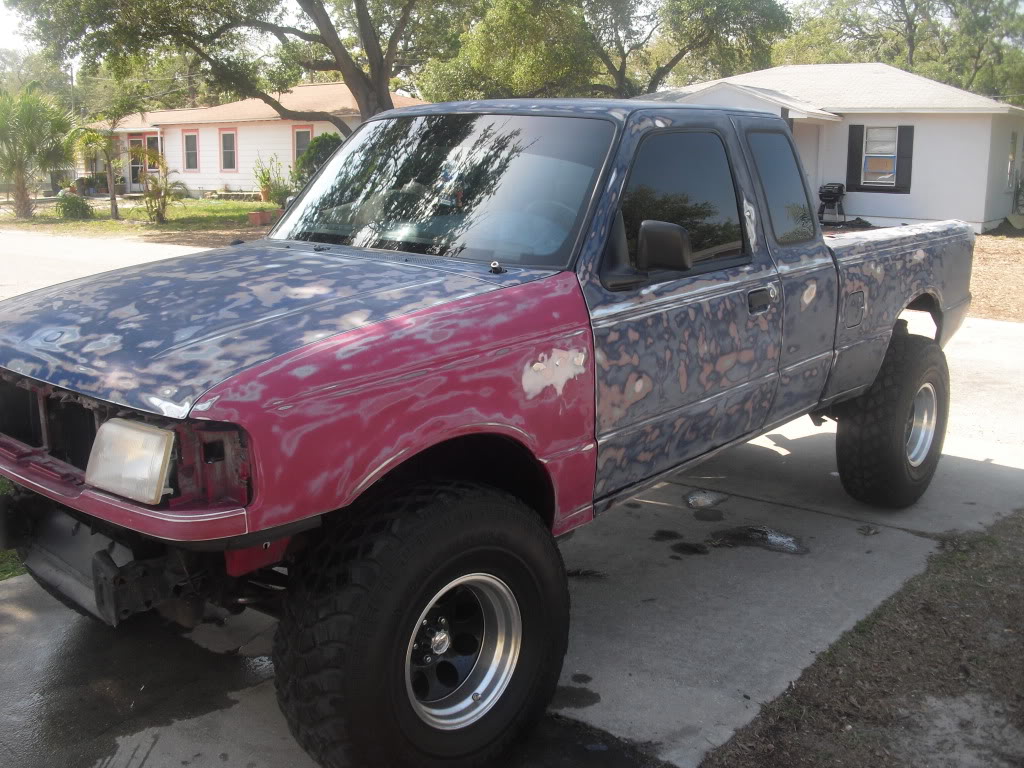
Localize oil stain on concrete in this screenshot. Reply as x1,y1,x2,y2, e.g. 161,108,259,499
551,685,602,710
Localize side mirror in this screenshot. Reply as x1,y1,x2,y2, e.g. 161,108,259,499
284,195,296,209
636,220,693,272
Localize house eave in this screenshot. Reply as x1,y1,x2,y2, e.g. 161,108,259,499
830,106,1023,115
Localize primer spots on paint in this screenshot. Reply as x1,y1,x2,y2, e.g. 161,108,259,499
801,280,817,309
290,364,318,379
521,348,587,399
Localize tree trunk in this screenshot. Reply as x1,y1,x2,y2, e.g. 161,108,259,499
13,169,32,219
105,164,119,220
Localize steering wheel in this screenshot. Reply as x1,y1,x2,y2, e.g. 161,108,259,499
524,199,577,226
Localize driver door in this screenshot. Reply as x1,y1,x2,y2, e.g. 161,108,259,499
582,111,783,498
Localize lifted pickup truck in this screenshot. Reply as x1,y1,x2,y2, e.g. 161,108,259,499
0,100,972,767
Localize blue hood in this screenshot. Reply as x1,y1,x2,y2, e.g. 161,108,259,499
0,241,548,417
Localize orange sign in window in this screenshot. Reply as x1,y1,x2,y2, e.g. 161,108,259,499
865,156,895,173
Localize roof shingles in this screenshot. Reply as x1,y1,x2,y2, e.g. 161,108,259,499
650,63,1018,114
91,82,426,131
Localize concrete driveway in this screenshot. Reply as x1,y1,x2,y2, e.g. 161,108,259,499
1,231,1021,768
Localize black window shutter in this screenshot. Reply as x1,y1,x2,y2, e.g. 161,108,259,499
895,125,914,193
847,125,864,190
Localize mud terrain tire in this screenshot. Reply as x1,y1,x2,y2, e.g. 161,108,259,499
836,326,950,508
273,483,569,768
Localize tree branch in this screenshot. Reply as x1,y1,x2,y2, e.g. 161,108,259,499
644,44,695,95
295,0,370,90
295,58,340,72
384,0,418,74
353,0,386,79
201,19,325,46
182,42,353,135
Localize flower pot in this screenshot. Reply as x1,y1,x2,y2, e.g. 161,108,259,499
114,184,126,196
273,208,285,222
247,211,264,226
260,186,272,203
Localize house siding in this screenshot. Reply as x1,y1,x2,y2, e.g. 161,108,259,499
983,112,1024,224
813,113,994,230
158,119,354,195
666,84,1019,232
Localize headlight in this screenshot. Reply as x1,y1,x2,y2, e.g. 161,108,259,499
85,418,175,505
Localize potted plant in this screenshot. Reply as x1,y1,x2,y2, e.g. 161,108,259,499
253,155,282,203
113,175,126,196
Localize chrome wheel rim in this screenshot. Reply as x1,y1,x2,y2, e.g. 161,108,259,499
405,573,521,731
905,382,938,467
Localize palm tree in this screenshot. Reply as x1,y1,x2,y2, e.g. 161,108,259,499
130,146,189,224
77,128,123,220
0,84,76,218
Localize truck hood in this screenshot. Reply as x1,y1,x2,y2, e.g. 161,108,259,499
0,241,550,417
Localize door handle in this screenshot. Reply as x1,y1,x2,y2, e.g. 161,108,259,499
748,286,775,314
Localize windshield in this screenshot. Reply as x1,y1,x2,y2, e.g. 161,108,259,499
271,113,615,268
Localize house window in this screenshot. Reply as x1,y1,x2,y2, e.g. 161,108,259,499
183,131,199,172
862,127,898,186
294,126,312,162
847,125,913,194
220,130,237,171
1008,131,1018,191
146,135,161,171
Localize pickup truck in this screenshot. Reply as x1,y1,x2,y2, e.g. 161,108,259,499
0,100,972,768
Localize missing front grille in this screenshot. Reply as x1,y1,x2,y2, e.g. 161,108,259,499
47,399,98,470
0,379,42,447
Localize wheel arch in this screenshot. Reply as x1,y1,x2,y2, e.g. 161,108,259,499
342,432,557,529
901,291,943,341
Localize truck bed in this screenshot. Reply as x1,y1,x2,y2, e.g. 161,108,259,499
822,220,974,403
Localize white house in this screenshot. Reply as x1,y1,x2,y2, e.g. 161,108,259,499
645,63,1024,232
84,83,426,196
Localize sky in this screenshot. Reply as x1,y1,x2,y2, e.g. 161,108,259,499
0,1,30,50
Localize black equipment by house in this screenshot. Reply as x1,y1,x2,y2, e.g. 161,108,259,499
818,183,846,225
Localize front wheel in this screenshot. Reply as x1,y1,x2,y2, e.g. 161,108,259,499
836,327,950,508
273,483,569,768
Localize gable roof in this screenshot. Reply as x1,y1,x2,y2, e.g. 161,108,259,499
649,63,1021,114
91,82,427,132
668,81,841,121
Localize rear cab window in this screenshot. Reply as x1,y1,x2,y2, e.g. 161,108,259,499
746,131,816,245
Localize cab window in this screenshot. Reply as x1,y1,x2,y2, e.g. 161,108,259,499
620,131,744,266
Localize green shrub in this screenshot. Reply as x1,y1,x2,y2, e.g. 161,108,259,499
292,133,343,186
55,193,94,220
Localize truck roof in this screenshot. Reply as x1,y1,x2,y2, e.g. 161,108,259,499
372,98,780,123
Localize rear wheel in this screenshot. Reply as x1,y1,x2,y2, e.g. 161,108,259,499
836,326,950,508
273,483,569,768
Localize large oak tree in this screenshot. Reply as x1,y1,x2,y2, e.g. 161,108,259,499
9,0,477,135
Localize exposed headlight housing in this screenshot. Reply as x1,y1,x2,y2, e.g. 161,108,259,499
85,418,176,505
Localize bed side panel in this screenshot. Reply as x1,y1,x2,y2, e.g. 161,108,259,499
823,220,974,400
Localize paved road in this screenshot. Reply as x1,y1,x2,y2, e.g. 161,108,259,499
0,230,204,300
0,232,1021,768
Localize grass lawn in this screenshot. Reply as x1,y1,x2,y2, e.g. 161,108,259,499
0,477,23,582
0,550,23,581
0,198,282,248
701,510,1024,768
